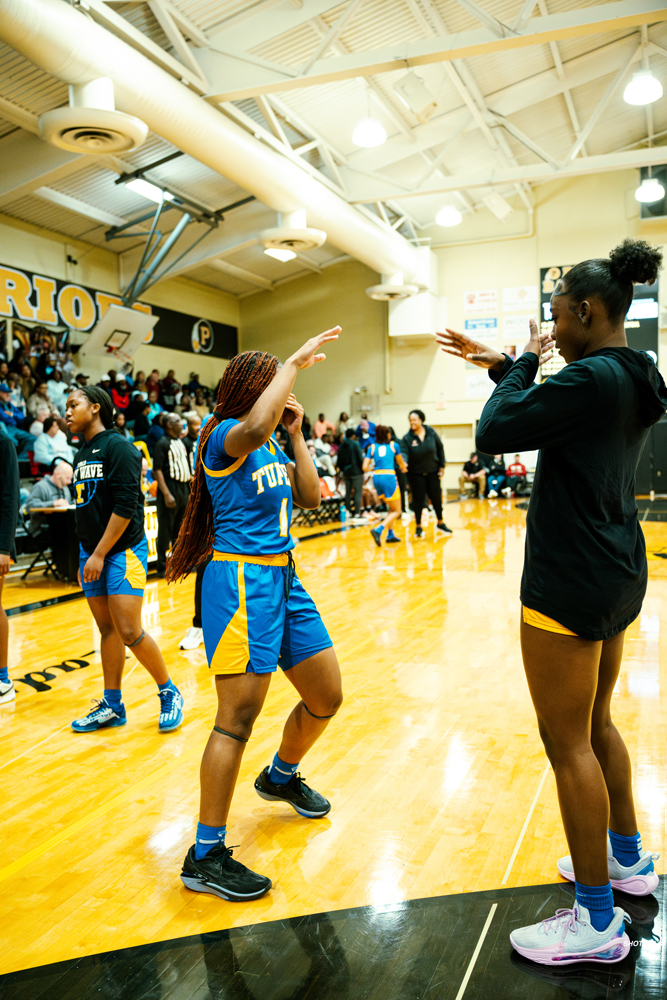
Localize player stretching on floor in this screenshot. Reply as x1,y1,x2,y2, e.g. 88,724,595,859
167,330,343,902
363,425,407,546
67,387,183,733
439,239,664,967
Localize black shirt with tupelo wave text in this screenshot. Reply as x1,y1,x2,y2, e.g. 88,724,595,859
72,429,145,556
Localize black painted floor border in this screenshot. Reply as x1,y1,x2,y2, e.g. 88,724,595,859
1,876,663,999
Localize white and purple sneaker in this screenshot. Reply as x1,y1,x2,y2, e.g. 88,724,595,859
510,902,630,966
557,839,660,896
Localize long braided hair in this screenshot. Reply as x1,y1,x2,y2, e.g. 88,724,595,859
166,351,279,582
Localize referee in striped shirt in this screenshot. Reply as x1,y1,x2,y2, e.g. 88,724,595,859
153,412,192,577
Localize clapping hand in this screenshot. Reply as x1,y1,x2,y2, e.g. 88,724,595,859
436,329,505,371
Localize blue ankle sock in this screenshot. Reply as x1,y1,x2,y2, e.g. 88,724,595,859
268,753,299,786
158,678,177,693
195,822,226,860
104,689,122,711
387,529,397,539
609,830,642,867
0,667,8,684
575,880,615,932
373,525,384,535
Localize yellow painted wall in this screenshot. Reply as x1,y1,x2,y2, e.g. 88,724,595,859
0,214,239,386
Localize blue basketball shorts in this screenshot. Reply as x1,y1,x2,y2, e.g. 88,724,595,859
202,552,332,675
373,472,399,501
79,537,148,598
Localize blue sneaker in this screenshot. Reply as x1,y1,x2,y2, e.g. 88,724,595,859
371,527,382,547
158,686,184,732
72,698,126,732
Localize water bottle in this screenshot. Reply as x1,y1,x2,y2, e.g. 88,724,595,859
340,503,347,524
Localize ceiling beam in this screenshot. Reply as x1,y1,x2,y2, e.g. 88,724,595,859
453,0,514,38
347,146,667,201
208,258,274,290
566,43,639,161
0,131,91,208
0,96,39,134
302,0,366,74
208,0,343,44
201,0,667,100
32,187,126,227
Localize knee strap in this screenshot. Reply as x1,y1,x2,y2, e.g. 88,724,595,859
213,725,248,743
302,701,337,720
126,629,145,649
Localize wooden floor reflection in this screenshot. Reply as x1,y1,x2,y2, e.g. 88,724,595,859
1,498,666,974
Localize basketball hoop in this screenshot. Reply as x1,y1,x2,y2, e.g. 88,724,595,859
106,344,134,372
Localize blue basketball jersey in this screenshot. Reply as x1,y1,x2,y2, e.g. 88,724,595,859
369,441,400,471
202,419,294,555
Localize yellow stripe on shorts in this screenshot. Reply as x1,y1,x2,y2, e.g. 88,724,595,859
124,548,146,590
211,563,251,674
212,551,289,567
522,606,578,636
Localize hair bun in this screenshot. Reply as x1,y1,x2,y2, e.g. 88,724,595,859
609,238,662,285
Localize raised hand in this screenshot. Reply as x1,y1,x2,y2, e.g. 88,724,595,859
282,394,304,436
288,327,341,370
436,329,506,371
524,319,555,368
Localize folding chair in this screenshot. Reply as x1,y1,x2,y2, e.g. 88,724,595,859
18,508,60,580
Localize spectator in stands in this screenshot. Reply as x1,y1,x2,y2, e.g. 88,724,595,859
24,461,73,535
7,374,25,418
337,428,364,516
459,452,487,498
486,455,507,498
29,403,51,438
152,412,192,577
34,415,75,466
146,389,162,423
19,363,36,402
0,362,7,383
97,375,113,397
187,372,205,394
0,382,35,456
132,399,152,440
193,390,209,420
28,382,59,420
111,378,130,412
176,391,192,415
146,369,160,395
307,442,328,477
315,432,337,476
504,454,528,496
73,373,89,389
313,412,335,438
134,370,146,390
181,413,201,472
146,412,167,456
46,369,69,415
356,417,373,453
160,369,180,411
356,412,376,447
336,411,354,438
113,411,131,439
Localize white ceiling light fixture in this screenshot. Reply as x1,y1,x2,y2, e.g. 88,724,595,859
352,116,387,148
624,70,663,106
264,247,297,262
393,72,438,124
125,178,174,203
436,205,462,227
635,174,665,203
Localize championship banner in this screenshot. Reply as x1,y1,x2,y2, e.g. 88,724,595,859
0,263,237,359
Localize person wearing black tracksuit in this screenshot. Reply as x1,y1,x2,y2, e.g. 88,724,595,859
400,409,451,538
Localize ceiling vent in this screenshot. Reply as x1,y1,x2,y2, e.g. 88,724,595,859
39,78,148,154
366,270,419,300
260,211,326,254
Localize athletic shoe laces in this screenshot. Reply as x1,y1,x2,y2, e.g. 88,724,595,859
540,908,580,937
85,698,113,719
159,688,176,715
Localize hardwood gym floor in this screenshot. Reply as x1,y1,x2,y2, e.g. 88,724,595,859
1,499,666,997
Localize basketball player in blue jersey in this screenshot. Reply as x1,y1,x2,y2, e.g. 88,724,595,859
363,425,407,546
168,329,343,902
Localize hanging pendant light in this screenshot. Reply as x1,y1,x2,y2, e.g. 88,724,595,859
352,88,386,148
635,175,665,203
624,70,663,106
436,205,462,227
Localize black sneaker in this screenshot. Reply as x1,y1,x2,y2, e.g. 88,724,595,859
436,522,453,535
415,526,423,538
180,843,271,901
254,767,331,817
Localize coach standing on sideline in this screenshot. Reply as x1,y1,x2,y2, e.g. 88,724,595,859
401,409,452,538
153,413,192,577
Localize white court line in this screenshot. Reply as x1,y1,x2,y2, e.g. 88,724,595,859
454,903,498,1000
501,761,551,885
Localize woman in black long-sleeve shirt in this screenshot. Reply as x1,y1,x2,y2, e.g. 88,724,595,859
400,410,451,538
439,239,665,967
66,386,183,735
